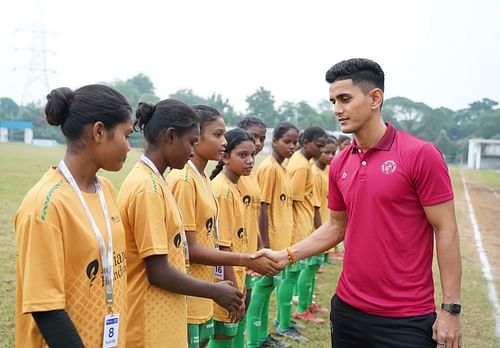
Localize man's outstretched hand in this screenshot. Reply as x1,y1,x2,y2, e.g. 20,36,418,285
248,248,289,276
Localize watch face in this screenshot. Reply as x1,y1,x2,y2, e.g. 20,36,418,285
451,304,461,313
442,303,461,314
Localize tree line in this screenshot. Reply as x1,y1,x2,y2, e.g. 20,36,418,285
1,73,499,163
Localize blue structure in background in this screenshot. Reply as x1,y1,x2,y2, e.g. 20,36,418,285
0,120,33,143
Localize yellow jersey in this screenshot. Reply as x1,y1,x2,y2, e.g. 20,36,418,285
286,151,315,244
211,173,247,322
167,163,217,324
238,173,261,254
15,167,127,348
256,155,293,251
118,162,187,347
311,163,329,224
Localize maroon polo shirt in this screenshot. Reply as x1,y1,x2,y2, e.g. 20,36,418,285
328,123,454,317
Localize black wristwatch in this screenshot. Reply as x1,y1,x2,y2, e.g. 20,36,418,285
441,303,461,314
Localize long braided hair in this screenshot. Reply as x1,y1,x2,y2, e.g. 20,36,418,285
210,128,255,180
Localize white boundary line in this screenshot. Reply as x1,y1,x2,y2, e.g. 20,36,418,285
461,172,500,338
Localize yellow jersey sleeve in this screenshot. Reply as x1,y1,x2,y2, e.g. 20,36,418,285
168,170,197,232
312,166,322,208
256,162,276,204
289,166,308,202
127,190,169,258
213,178,235,248
16,214,65,313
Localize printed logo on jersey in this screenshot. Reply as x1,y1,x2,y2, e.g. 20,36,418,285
341,171,348,180
86,259,99,288
242,195,251,206
174,233,182,248
279,193,287,201
309,190,313,197
206,217,214,235
237,227,245,239
111,215,121,223
381,160,397,175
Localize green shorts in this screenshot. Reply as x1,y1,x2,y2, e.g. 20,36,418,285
188,319,214,347
255,275,274,288
307,255,324,266
287,258,306,272
273,271,283,287
213,320,239,337
245,274,258,289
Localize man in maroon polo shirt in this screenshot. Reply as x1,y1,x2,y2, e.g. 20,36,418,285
254,58,462,348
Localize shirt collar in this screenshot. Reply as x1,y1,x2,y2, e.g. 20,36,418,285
351,122,396,154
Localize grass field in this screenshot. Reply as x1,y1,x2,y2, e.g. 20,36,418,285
1,143,499,347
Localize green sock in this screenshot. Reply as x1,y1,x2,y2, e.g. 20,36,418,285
297,265,316,313
278,269,299,330
308,264,320,307
233,315,245,348
274,284,280,324
246,277,274,348
259,289,271,342
207,338,234,348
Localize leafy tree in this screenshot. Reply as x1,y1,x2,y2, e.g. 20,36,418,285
278,101,298,124
474,110,500,139
468,98,498,117
110,73,158,109
0,97,19,118
205,94,241,126
384,97,432,135
435,129,457,162
169,89,207,106
245,87,277,127
169,89,241,126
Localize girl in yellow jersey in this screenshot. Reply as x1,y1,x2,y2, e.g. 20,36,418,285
288,127,327,324
117,100,243,348
167,106,279,348
247,122,300,347
209,128,256,347
15,85,133,347
309,135,337,314
234,117,268,347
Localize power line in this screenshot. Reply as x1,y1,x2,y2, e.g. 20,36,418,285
14,0,56,105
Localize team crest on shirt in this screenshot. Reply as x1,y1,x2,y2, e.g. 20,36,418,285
174,233,182,248
381,160,397,175
206,217,214,235
242,195,251,206
86,259,99,288
279,193,287,201
237,227,246,239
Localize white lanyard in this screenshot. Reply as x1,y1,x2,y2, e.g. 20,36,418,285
188,160,220,249
140,155,190,270
58,160,114,310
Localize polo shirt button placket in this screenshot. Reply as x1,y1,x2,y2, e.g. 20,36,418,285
358,158,367,181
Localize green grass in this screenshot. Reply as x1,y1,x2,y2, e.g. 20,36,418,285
0,144,499,347
460,167,500,188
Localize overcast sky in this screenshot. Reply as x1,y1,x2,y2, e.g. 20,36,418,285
1,0,499,113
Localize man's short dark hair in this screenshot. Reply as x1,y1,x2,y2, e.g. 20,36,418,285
325,58,385,93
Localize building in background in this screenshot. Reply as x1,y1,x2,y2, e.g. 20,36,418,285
467,139,500,170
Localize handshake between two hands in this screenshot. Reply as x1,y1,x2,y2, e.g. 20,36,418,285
246,248,289,276
213,248,290,321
